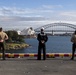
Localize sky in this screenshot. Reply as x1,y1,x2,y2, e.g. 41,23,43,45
0,0,76,30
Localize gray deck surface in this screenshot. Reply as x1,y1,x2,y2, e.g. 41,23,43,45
0,57,76,75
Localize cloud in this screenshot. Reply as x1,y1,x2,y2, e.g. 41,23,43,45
0,16,47,22
58,11,76,21
42,5,63,9
60,11,76,17
0,5,76,30
0,7,31,16
0,6,53,16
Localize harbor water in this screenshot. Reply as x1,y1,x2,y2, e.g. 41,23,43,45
6,36,72,53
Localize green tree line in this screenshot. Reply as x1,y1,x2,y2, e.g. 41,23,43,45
5,30,25,43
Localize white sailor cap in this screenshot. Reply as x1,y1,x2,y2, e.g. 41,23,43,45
41,27,44,30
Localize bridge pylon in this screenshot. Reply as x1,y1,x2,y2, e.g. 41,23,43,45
52,30,54,35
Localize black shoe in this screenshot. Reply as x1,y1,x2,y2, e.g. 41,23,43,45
43,58,46,60
37,59,41,60
71,58,74,60
3,58,6,60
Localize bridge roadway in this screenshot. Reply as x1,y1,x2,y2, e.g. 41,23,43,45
0,53,76,75
35,30,75,32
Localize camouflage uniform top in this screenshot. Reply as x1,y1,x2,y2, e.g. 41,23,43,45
0,31,8,42
71,33,76,43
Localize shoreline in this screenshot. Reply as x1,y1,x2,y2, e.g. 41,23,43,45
5,43,30,50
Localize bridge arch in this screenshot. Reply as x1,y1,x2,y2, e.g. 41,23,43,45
35,23,76,31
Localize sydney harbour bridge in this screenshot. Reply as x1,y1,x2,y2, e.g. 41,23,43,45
35,23,76,35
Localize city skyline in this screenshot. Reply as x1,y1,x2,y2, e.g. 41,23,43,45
0,0,76,30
